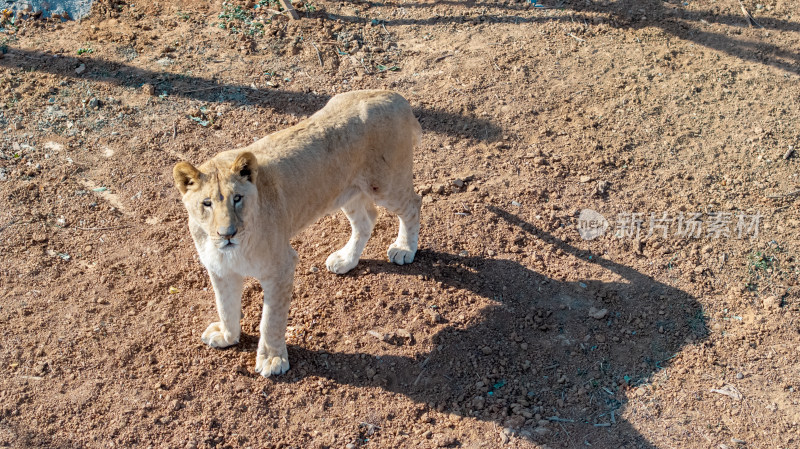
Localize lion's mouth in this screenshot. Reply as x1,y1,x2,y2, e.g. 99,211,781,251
217,239,238,250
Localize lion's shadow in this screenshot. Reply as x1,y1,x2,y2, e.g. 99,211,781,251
269,207,708,447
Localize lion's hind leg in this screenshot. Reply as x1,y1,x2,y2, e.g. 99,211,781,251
325,193,378,274
381,189,421,266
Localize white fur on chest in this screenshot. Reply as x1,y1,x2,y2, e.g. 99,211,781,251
192,229,271,278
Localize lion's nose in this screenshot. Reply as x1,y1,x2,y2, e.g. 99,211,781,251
217,225,237,239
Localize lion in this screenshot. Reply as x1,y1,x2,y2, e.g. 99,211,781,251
172,90,422,377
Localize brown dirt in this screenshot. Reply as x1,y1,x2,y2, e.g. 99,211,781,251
1,0,800,448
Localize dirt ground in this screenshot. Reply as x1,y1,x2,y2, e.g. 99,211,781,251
1,0,799,448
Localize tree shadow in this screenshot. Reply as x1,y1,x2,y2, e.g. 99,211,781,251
0,48,502,141
328,0,800,74
274,206,707,447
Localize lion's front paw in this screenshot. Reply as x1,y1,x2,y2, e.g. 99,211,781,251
255,350,290,377
388,243,416,265
325,249,359,274
201,322,239,348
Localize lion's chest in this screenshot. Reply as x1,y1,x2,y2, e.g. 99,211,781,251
196,239,270,278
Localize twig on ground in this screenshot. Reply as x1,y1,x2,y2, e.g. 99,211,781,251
738,0,763,28
311,42,323,67
75,225,131,231
767,189,800,199
434,54,454,63
179,85,222,95
568,33,585,42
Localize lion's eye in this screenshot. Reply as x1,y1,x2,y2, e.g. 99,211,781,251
233,194,242,204
202,199,212,207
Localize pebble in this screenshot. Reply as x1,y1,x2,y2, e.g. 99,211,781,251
784,147,795,160
472,396,485,410
451,178,464,188
588,307,608,319
308,266,318,273
142,84,156,96
481,346,492,355
425,309,442,324
579,175,594,183
736,372,743,379
75,64,86,75
346,444,355,449
32,232,47,243
762,295,780,310
499,432,509,444
365,367,376,378
532,156,546,166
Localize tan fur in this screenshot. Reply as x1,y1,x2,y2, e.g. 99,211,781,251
173,90,422,376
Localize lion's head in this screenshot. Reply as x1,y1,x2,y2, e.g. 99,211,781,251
173,152,259,251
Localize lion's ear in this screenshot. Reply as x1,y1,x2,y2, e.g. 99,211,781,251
173,161,201,195
231,152,257,183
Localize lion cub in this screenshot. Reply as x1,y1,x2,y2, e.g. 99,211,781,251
173,90,422,377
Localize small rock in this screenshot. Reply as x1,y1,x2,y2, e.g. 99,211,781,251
499,431,509,444
783,148,795,160
87,98,100,109
425,309,442,324
762,295,780,310
532,156,546,166
592,180,610,196
472,396,485,410
142,84,155,96
75,64,86,75
367,330,386,341
736,372,743,379
308,266,318,273
588,307,608,319
365,367,376,378
346,444,356,449
579,175,594,183
434,434,457,447
451,178,465,188
481,346,492,355
32,232,47,243
533,426,550,435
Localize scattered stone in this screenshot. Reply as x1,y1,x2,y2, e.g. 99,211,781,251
308,266,318,273
365,367,376,378
142,84,156,96
784,147,795,160
434,434,457,447
481,346,492,355
532,156,546,166
451,178,465,188
87,98,100,109
472,395,485,410
425,308,443,324
533,426,550,435
499,431,509,444
395,328,414,342
31,232,47,243
710,384,743,401
736,372,744,379
588,307,608,319
345,444,356,449
592,180,610,196
579,175,594,183
762,295,780,310
75,64,86,75
367,330,386,341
